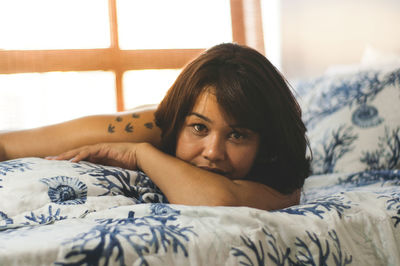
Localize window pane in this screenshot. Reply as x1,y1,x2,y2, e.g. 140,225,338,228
123,69,181,109
0,72,116,130
0,0,110,50
117,0,232,49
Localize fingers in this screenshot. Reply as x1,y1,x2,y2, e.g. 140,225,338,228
45,145,97,163
44,142,137,170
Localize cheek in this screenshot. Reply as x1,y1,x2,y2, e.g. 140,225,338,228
229,145,259,178
175,131,200,162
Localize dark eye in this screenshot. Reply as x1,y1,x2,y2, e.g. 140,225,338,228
230,131,246,141
191,123,207,135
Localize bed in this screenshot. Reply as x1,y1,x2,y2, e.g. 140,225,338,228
1,50,399,265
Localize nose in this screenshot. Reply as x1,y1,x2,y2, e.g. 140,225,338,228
201,134,226,162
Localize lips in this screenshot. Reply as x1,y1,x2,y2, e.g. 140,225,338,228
198,166,227,176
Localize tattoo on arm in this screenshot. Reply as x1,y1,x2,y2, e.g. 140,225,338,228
132,113,140,119
125,123,134,133
108,124,115,133
144,122,153,129
116,116,123,122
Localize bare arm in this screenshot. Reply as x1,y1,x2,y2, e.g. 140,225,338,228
136,143,299,210
0,105,161,161
53,142,299,210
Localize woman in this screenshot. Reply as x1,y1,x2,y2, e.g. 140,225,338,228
0,43,310,210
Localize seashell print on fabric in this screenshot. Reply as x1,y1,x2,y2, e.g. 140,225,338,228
40,176,87,205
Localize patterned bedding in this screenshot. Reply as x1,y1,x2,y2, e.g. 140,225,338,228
0,157,399,265
2,61,400,265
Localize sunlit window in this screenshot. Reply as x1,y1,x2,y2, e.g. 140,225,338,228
123,69,181,110
0,72,115,130
117,0,232,49
0,0,251,131
0,0,110,50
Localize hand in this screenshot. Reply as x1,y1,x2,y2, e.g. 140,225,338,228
47,142,140,170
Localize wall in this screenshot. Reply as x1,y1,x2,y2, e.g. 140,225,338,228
280,0,400,80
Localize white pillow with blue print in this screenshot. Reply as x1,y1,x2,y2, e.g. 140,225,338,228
296,64,400,174
0,157,167,226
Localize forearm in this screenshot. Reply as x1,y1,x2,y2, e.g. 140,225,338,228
0,122,92,160
1,118,112,160
49,141,299,210
136,143,299,210
136,143,239,206
0,108,161,161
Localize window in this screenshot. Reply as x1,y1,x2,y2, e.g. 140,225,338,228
0,0,265,130
0,0,110,50
0,72,115,130
123,69,180,110
117,0,232,50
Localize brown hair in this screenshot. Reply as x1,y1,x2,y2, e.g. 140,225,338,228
155,43,310,194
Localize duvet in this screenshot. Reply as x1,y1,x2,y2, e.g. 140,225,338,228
0,157,399,265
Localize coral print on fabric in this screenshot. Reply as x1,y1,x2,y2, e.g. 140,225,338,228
232,227,352,266
360,126,400,170
0,211,13,229
379,193,400,227
0,159,33,188
24,205,67,225
300,69,400,130
277,194,352,219
0,158,400,265
72,162,168,204
297,66,400,174
55,204,196,266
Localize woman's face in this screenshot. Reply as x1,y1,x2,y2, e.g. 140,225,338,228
175,90,260,179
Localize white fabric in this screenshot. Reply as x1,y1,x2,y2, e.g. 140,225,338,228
0,158,399,265
296,64,400,174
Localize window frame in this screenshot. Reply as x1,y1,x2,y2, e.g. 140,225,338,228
0,0,264,111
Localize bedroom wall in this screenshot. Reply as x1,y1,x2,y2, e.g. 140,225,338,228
280,0,400,80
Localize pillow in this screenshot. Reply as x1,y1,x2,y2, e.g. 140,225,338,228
0,157,167,225
361,45,400,66
296,64,400,174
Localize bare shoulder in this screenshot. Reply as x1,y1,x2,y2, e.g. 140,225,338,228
233,179,300,210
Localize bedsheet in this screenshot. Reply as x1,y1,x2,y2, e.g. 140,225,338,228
0,158,399,265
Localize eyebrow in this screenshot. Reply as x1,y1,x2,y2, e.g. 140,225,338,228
188,112,249,130
188,112,212,123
